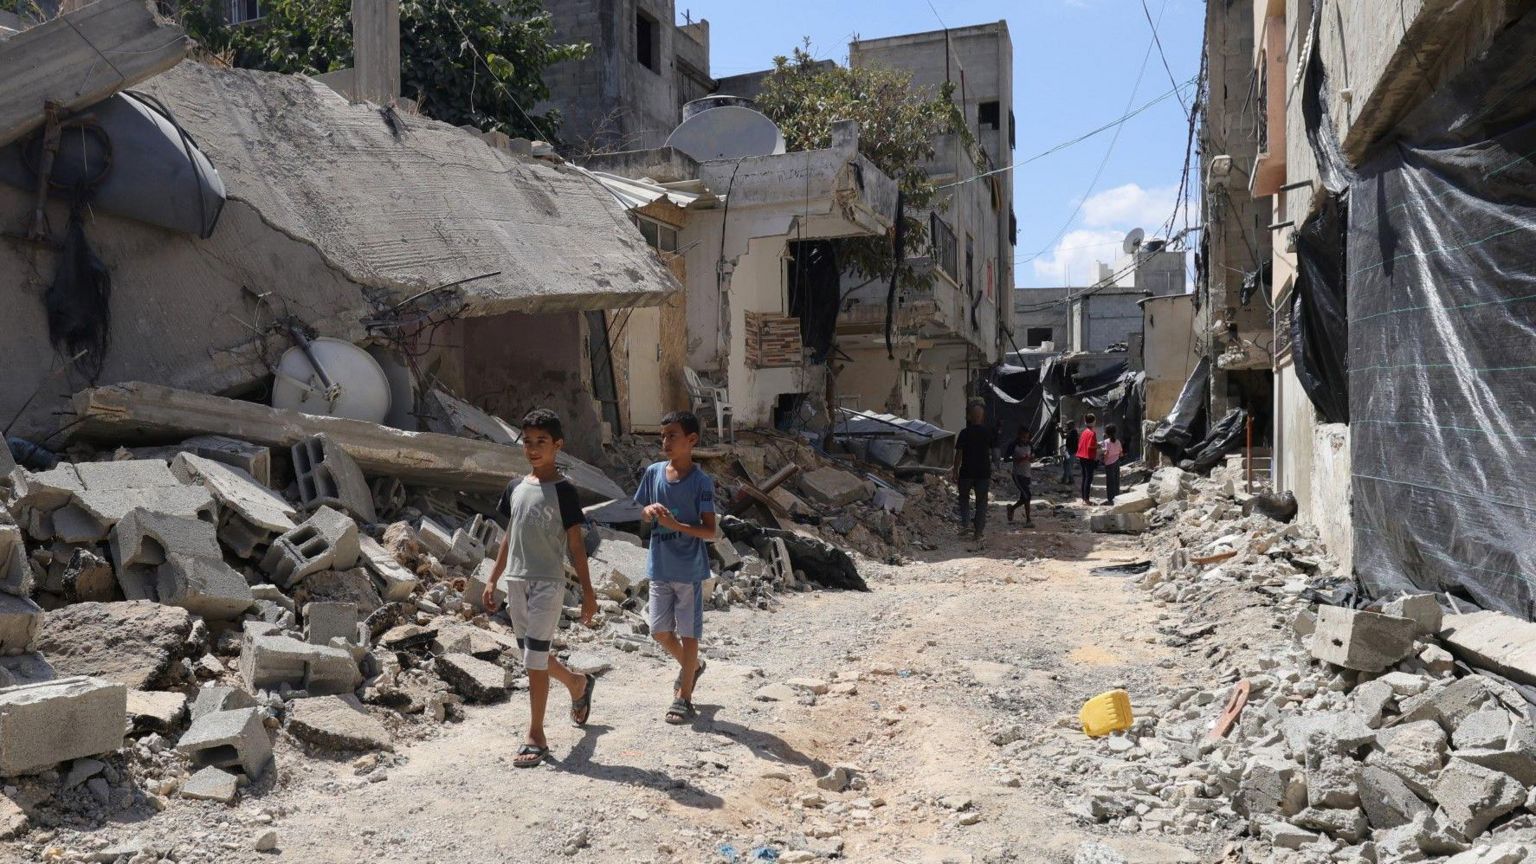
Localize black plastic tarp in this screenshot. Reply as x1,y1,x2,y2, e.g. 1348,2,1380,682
1179,408,1247,474
1147,355,1209,460
1349,10,1536,618
1292,193,1349,423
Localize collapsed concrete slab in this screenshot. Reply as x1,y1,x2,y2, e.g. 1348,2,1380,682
1106,488,1156,515
1440,611,1536,687
0,676,126,776
70,460,216,532
291,435,377,524
797,467,872,508
178,435,274,488
238,622,360,696
180,765,239,803
176,706,272,778
171,452,296,534
126,689,188,733
1384,593,1443,636
260,506,360,589
285,694,390,752
435,653,512,703
1310,605,1418,672
110,508,253,618
35,601,197,689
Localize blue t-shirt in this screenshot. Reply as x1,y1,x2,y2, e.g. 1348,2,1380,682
632,461,715,583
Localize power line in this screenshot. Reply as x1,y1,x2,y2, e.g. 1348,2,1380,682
1016,0,1170,265
1140,0,1190,120
922,0,947,30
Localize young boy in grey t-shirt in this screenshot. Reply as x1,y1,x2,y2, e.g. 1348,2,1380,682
483,409,598,768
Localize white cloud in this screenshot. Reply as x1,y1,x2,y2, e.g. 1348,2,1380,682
1081,183,1179,229
1030,183,1190,288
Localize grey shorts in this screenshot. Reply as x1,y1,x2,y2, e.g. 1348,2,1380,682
649,581,704,640
504,577,564,670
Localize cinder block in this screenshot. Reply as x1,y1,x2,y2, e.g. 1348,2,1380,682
172,452,295,535
111,508,221,572
0,594,43,655
189,685,257,722
109,510,252,618
238,623,360,696
464,559,505,613
176,707,272,779
303,602,359,646
179,435,274,488
290,435,376,523
1311,606,1418,672
358,536,418,602
0,676,126,775
466,514,503,553
1383,594,1442,636
157,554,255,620
260,506,358,589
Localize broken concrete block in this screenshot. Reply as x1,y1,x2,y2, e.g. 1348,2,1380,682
797,467,872,508
126,689,188,733
109,509,250,617
302,602,359,646
1306,756,1362,809
416,517,474,566
1282,711,1376,759
159,554,256,620
238,624,360,696
1397,676,1497,734
429,625,505,660
296,568,381,615
1310,605,1418,672
709,538,742,573
435,653,512,703
0,594,42,655
70,460,216,531
189,685,256,722
1421,643,1456,676
1237,750,1308,817
1149,467,1194,504
172,452,296,533
1351,678,1395,729
111,507,220,570
1359,764,1431,830
465,559,505,613
1383,593,1442,636
357,535,418,602
1443,845,1532,864
1089,513,1148,534
36,602,198,690
594,568,632,603
291,435,376,523
50,504,108,543
0,518,28,597
1260,820,1318,850
1433,757,1526,838
285,694,391,752
180,436,273,488
1439,611,1536,686
0,676,126,775
12,464,85,512
1106,488,1156,515
466,514,503,554
177,707,272,779
260,506,359,589
180,765,239,803
1293,806,1367,843
1454,708,1513,751
1453,748,1536,787
1380,671,1432,698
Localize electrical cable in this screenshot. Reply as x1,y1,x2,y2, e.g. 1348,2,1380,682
1141,0,1190,120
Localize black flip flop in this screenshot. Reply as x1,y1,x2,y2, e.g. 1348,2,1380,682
571,674,596,727
665,698,696,725
514,743,548,768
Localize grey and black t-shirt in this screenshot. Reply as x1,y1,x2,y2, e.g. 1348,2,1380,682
495,476,583,582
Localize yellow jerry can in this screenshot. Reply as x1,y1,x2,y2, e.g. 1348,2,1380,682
1080,689,1134,737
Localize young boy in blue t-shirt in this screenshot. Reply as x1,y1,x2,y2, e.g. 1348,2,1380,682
633,410,717,725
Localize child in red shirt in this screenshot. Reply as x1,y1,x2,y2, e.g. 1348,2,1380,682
1076,413,1099,505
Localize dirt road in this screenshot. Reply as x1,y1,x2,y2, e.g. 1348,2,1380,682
21,498,1227,864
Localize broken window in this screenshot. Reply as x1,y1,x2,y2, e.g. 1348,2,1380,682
1026,327,1053,347
227,0,261,24
978,101,1001,130
930,214,957,282
636,10,660,74
631,214,677,252
1009,109,1016,150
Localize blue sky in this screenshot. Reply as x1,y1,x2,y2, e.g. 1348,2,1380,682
683,0,1205,288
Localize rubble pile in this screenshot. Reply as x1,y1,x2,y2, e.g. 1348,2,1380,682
1015,467,1536,862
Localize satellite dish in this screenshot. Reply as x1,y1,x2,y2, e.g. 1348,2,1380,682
1122,228,1146,255
665,103,786,162
271,338,392,423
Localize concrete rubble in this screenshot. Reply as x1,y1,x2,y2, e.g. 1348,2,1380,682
1030,465,1536,862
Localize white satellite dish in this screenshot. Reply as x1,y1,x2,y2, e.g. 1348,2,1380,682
271,337,392,423
665,103,786,162
1122,228,1146,255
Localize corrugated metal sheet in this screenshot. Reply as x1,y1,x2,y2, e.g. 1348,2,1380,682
580,168,719,211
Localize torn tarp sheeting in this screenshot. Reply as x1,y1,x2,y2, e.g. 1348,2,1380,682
1179,408,1246,474
1029,359,1144,462
1292,192,1349,424
1349,10,1536,618
1147,355,1210,460
833,408,952,468
985,364,1042,453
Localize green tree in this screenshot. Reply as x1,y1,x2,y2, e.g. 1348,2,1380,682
178,0,588,142
755,46,975,290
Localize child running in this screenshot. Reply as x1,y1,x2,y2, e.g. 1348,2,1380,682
483,409,599,768
1003,426,1034,526
633,410,717,725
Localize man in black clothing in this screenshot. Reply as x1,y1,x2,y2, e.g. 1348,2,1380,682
951,403,996,543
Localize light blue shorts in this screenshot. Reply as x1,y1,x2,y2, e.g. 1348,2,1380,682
649,581,704,640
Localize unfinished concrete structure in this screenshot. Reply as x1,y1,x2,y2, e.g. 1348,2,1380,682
584,121,899,431
1197,0,1275,449
1011,288,1070,350
1140,292,1198,422
831,22,1016,431
540,0,713,154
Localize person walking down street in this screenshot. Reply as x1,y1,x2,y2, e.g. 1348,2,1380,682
1003,426,1034,526
1101,424,1124,505
1058,418,1077,486
1076,413,1099,505
952,403,996,544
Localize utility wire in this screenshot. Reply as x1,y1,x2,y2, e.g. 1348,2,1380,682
1141,0,1190,120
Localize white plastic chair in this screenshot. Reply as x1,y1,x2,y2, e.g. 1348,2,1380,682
683,366,733,442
